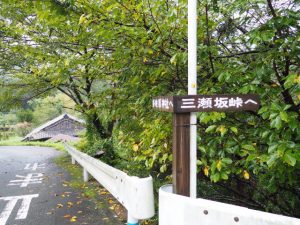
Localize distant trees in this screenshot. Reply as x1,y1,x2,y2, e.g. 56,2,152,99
0,0,299,217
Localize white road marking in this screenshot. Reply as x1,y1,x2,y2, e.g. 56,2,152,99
0,194,39,225
8,173,43,187
24,163,46,171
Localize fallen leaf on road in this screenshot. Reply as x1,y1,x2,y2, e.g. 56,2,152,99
77,211,83,214
67,202,74,208
70,216,77,222
64,214,71,218
56,203,63,208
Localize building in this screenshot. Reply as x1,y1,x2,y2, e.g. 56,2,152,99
23,113,85,141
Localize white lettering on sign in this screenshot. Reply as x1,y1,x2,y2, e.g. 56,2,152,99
158,99,162,108
8,173,43,188
0,194,39,225
245,99,258,105
24,163,46,171
198,98,213,109
214,97,229,108
178,96,255,110
228,97,243,108
181,98,196,109
153,98,173,110
161,99,170,109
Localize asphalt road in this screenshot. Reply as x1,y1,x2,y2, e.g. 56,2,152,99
0,146,122,225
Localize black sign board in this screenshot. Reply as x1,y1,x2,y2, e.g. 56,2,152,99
153,94,260,113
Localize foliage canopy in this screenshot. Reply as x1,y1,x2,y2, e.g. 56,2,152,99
0,0,299,217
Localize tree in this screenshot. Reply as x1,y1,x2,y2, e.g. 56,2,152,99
0,0,299,217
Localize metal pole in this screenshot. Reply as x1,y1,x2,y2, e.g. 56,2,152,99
71,157,76,165
127,213,138,225
188,0,197,198
83,168,89,182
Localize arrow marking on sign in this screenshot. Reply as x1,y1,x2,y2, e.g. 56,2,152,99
245,99,258,105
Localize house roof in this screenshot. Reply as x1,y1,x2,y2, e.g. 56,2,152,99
24,113,85,140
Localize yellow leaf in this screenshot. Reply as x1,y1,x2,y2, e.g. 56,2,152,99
298,94,300,100
217,125,227,135
70,216,77,222
143,57,148,63
79,14,86,25
216,160,222,171
56,203,63,208
203,167,209,177
243,170,250,180
132,144,139,152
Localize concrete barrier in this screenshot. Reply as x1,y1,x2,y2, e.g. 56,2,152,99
159,185,300,225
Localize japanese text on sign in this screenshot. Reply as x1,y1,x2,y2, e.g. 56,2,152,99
181,96,244,109
153,94,260,113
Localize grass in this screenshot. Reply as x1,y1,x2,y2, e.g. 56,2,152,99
0,136,65,151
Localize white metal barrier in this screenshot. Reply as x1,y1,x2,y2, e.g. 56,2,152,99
159,185,300,225
64,144,155,224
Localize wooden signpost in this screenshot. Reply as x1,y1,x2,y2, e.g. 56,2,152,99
153,94,260,196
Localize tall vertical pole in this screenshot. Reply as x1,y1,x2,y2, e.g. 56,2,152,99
188,0,197,198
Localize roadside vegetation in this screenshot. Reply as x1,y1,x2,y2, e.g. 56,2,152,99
0,0,299,218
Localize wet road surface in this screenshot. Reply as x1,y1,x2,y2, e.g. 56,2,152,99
0,146,122,225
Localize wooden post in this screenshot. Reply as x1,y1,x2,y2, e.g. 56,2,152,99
172,113,190,196
153,94,260,197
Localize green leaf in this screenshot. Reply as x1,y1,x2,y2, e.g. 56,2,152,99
205,125,217,133
211,173,220,182
222,158,232,164
283,152,296,166
242,144,256,151
230,127,238,134
274,116,282,130
160,164,167,173
221,172,229,180
280,111,289,122
267,155,279,167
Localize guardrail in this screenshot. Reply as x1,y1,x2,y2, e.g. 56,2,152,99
64,144,155,225
159,185,300,225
